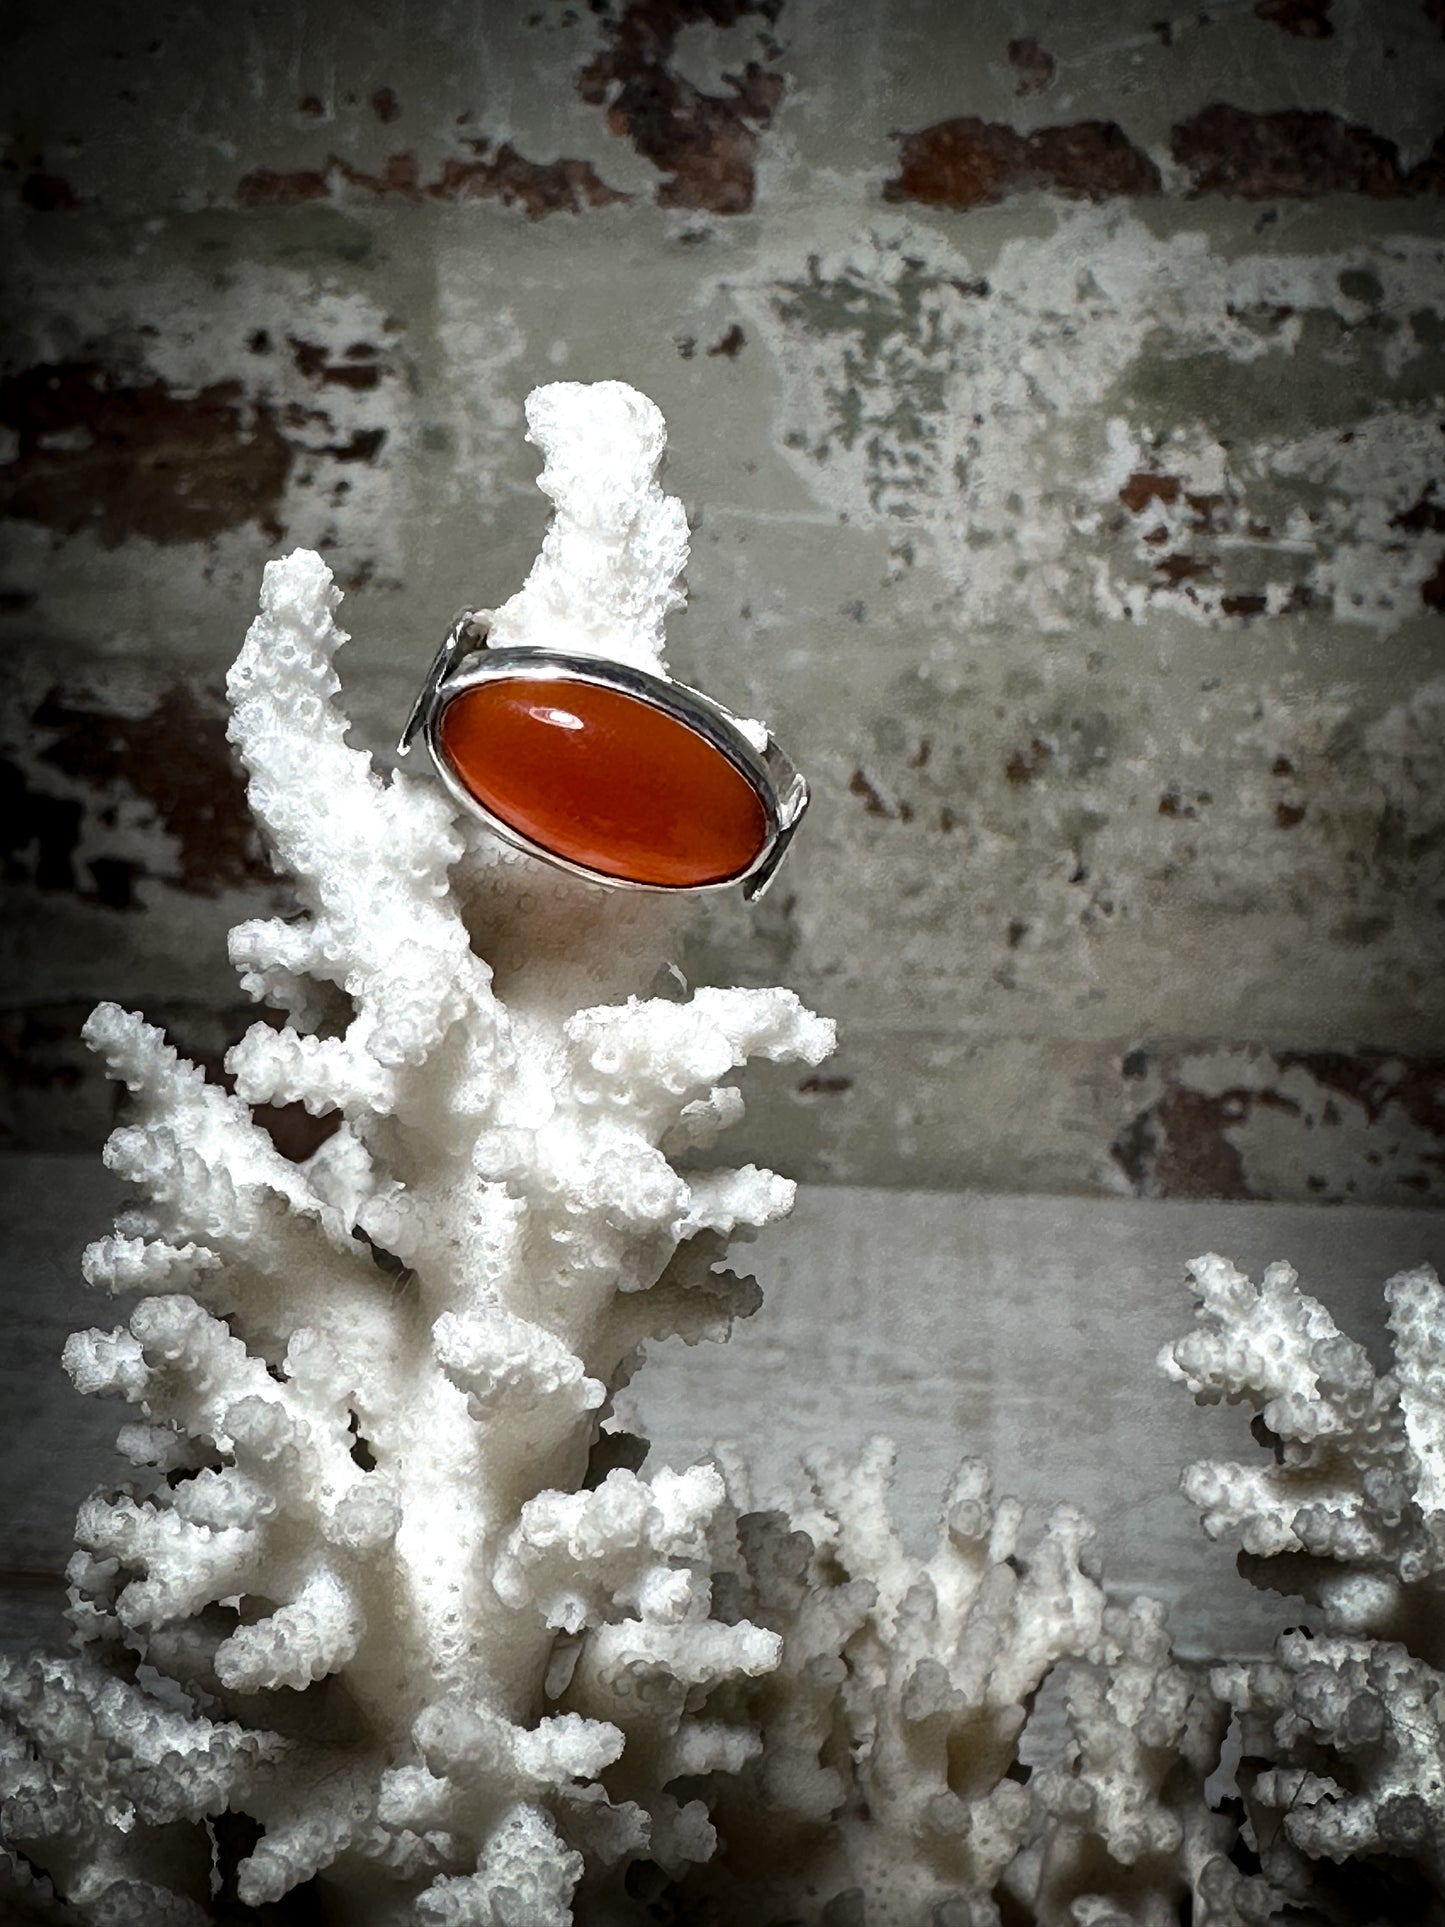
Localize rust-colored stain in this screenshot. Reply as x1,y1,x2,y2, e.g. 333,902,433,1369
1254,0,1333,36
1156,551,1214,588
1118,474,1230,533
1158,786,1211,819
884,117,1160,211
1184,493,1227,534
850,768,889,815
1006,37,1055,96
288,335,383,391
1119,472,1181,515
15,685,264,903
707,323,747,358
796,1073,853,1096
428,145,628,215
577,0,786,215
1115,1050,1445,1202
1114,1087,1264,1200
370,86,402,124
1172,104,1445,198
1277,1049,1445,1150
1275,799,1307,829
848,768,910,820
0,362,292,546
236,167,331,205
238,145,627,218
1117,473,1305,610
1392,491,1445,535
1005,737,1054,786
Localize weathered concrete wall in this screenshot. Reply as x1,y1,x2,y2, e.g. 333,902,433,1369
3,0,1443,1203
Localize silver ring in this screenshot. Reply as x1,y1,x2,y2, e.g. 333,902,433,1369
398,613,809,901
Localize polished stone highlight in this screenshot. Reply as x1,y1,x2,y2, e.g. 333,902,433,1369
438,676,768,887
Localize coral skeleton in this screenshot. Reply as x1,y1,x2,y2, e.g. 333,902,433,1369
650,1445,1256,1927
0,383,832,1924
1161,1254,1445,1921
2,383,1442,1926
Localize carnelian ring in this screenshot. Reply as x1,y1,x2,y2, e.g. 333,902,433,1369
399,620,808,900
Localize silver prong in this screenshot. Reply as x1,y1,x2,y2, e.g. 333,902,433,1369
742,777,807,901
741,839,786,902
777,770,809,831
397,612,489,755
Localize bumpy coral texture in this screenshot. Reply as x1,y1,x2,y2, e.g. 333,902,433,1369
579,1257,1444,1925
0,381,833,1925
617,1444,1267,1927
1163,1254,1445,1922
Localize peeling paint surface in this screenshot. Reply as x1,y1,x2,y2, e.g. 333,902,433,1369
0,364,293,546
1172,105,1444,198
236,146,629,217
5,680,261,905
737,214,1444,632
1114,1045,1445,1203
885,116,1161,210
1,0,1442,1209
578,0,786,214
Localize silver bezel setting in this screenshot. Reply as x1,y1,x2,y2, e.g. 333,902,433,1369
398,613,809,901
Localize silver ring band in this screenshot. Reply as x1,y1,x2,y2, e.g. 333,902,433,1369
399,613,808,901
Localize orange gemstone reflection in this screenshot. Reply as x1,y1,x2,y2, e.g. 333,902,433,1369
437,677,769,887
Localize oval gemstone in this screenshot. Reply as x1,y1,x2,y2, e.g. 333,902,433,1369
437,677,769,887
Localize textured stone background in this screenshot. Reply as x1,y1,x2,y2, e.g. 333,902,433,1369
3,0,1443,1206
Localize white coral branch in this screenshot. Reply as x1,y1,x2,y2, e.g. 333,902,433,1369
15,381,839,1926
1166,1253,1445,1917
1161,1253,1439,1623
486,382,689,672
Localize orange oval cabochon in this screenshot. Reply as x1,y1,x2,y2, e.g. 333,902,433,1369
437,678,769,887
